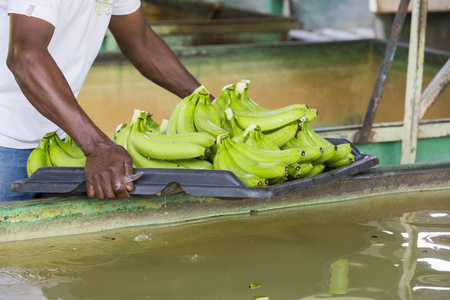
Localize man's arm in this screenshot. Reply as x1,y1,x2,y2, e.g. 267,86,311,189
7,14,134,200
108,8,210,100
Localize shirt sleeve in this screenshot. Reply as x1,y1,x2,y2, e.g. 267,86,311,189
112,0,141,16
7,0,60,27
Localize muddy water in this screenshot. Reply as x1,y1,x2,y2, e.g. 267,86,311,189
77,47,450,138
0,190,449,300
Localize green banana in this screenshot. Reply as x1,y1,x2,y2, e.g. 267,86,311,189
223,140,288,179
288,162,314,179
214,142,268,187
166,95,191,134
27,136,51,176
298,162,315,177
282,138,323,162
234,104,307,132
158,119,169,134
54,134,85,159
139,131,215,148
65,134,74,145
304,108,318,123
229,86,252,113
326,153,355,168
303,163,325,178
235,80,270,112
227,138,303,165
130,114,208,160
208,143,218,163
300,146,324,162
287,163,302,179
113,123,127,141
243,130,259,148
174,92,198,134
48,136,86,167
301,122,334,148
212,84,234,122
268,177,288,185
114,125,131,149
193,92,227,137
327,143,353,163
213,84,234,111
256,131,281,151
169,158,214,170
166,86,203,134
145,114,162,133
235,124,257,145
313,145,337,164
206,97,222,127
221,108,244,138
296,126,316,146
126,125,185,169
265,122,299,148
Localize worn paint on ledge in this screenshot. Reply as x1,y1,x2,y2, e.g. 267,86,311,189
1,161,449,243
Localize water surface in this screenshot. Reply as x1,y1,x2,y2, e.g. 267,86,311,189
0,190,449,300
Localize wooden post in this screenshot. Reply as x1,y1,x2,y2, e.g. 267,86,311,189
419,58,450,119
401,0,428,164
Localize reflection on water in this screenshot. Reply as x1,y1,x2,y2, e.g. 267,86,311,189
0,190,449,300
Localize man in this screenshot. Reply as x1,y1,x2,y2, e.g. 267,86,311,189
0,0,204,201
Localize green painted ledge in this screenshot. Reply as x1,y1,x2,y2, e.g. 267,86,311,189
356,136,450,166
1,161,449,243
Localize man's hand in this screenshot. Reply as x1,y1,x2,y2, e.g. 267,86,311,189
84,140,134,200
7,14,135,200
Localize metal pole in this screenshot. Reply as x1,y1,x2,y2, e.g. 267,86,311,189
401,0,428,164
354,0,410,144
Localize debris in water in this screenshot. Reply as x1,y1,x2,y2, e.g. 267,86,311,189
134,234,152,242
249,283,261,289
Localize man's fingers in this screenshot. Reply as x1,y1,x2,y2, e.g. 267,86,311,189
112,173,129,199
124,159,135,192
94,182,106,200
87,183,96,199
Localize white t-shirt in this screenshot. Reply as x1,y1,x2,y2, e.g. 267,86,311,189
0,0,140,149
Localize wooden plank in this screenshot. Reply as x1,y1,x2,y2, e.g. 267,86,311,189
149,18,299,35
420,58,450,119
401,0,428,164
316,120,450,143
370,0,450,13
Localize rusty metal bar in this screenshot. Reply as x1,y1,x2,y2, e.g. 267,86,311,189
353,0,410,144
401,0,428,164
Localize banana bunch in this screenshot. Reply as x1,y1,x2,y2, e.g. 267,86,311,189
27,132,86,176
118,109,215,169
233,125,317,180
166,85,227,138
213,135,282,187
297,122,354,168
211,80,355,183
26,80,357,186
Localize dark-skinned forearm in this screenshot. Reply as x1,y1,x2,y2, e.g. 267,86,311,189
109,10,204,99
7,48,109,155
124,27,200,98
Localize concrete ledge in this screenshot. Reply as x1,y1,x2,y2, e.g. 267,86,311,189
1,161,449,243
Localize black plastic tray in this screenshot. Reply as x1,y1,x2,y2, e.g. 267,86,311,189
11,139,378,199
